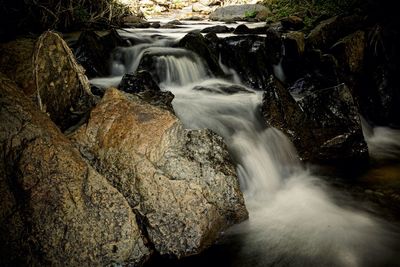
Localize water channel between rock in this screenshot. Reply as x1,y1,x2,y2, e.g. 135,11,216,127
91,21,400,267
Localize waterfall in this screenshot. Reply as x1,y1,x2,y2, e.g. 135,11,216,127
361,117,400,160
167,81,398,267
156,51,208,86
92,26,400,267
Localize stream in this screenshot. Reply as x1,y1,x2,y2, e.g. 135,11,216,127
91,20,400,267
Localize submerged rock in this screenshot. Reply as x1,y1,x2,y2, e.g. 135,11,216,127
262,76,368,163
0,31,95,131
0,75,150,266
209,4,271,21
70,88,248,258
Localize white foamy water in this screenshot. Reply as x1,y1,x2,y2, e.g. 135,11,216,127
361,117,400,160
93,25,400,266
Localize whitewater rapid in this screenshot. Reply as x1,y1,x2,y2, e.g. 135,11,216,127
92,23,400,266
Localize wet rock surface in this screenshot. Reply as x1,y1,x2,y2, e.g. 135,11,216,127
0,31,95,131
119,70,175,112
262,77,368,163
70,88,248,258
178,31,224,77
219,35,270,90
0,75,150,266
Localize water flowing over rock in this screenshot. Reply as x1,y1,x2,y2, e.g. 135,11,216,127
70,88,248,258
137,47,210,86
0,31,95,131
209,4,271,21
0,75,150,266
178,31,224,77
262,76,368,163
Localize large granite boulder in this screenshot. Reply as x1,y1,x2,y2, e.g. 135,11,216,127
209,4,271,21
262,76,368,163
70,88,248,258
0,31,95,131
0,75,150,266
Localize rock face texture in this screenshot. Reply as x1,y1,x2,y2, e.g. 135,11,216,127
70,88,248,258
219,35,270,90
0,31,94,131
209,4,270,21
262,77,368,163
0,75,150,266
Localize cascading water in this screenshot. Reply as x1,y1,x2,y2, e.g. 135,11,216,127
93,24,400,266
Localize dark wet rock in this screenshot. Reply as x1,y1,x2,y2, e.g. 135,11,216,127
73,29,129,78
298,83,368,163
119,70,174,112
280,16,304,31
204,32,220,51
262,76,368,163
219,35,270,90
193,83,254,94
209,4,271,21
331,30,365,74
299,50,340,90
0,31,95,131
281,31,305,82
201,25,233,34
262,76,313,159
91,84,106,97
306,15,365,50
70,88,248,258
265,28,283,65
0,75,150,266
150,22,161,28
178,31,224,77
355,24,400,128
233,24,268,34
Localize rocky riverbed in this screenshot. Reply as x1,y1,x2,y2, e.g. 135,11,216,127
1,2,400,266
